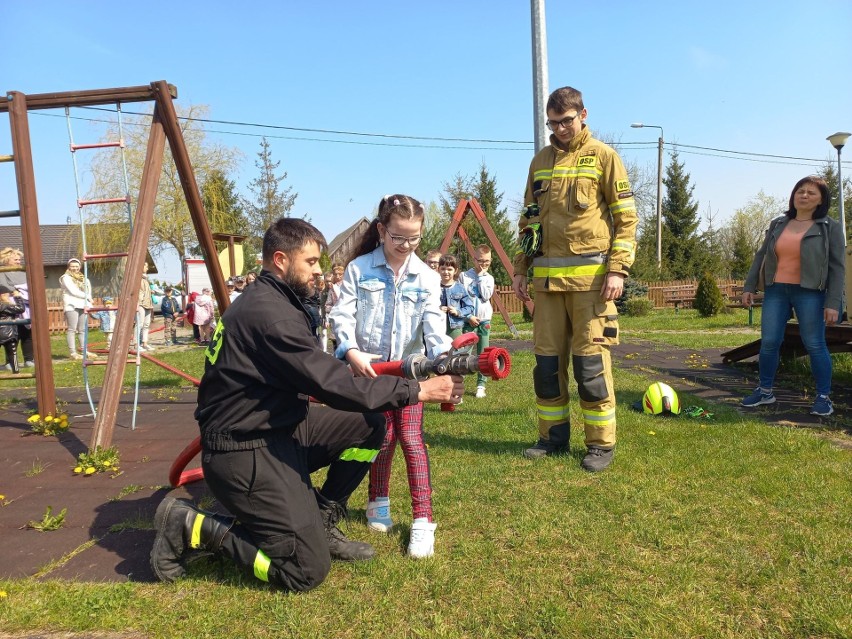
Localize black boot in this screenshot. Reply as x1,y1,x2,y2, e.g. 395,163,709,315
151,496,233,582
319,500,375,562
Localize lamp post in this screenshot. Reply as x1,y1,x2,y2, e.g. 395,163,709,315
827,132,850,248
632,123,664,269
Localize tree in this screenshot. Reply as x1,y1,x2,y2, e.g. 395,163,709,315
694,271,725,317
661,150,701,279
87,104,242,266
818,160,852,240
201,170,251,265
243,137,298,258
718,190,783,277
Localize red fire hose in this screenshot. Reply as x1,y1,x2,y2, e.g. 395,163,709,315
169,334,511,487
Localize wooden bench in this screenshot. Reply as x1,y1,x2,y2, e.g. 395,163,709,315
726,286,763,325
662,284,697,312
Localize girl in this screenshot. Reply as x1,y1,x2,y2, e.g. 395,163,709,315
193,288,216,345
438,254,474,339
329,194,453,558
59,258,94,360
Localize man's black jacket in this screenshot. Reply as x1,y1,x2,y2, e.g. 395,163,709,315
195,271,420,451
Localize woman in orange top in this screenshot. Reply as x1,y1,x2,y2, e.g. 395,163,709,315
740,176,845,416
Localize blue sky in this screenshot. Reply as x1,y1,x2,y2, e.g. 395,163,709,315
2,0,850,283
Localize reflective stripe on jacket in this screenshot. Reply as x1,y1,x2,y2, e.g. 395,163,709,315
513,127,638,292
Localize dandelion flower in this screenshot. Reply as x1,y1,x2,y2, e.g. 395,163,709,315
28,415,40,423
85,467,96,475
44,416,53,423
648,431,656,435
0,590,7,598
103,461,111,468
60,414,68,421
73,467,83,474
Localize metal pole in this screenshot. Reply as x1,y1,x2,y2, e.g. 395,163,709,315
838,146,846,248
656,133,664,269
530,0,549,153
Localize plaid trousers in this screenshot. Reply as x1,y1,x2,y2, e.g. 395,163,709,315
368,402,432,521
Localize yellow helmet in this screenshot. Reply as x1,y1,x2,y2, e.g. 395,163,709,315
643,382,681,415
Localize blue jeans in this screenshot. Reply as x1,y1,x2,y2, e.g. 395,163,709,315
759,283,832,395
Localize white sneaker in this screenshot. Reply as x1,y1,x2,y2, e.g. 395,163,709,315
366,497,393,532
475,386,486,398
408,518,437,558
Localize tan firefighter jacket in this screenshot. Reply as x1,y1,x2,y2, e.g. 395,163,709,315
513,127,638,292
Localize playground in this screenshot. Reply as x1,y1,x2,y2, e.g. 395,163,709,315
0,83,850,637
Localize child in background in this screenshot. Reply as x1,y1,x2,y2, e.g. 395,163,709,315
438,254,474,339
459,245,495,398
193,288,216,345
425,249,442,271
329,194,454,558
93,296,117,349
0,284,24,373
160,286,182,345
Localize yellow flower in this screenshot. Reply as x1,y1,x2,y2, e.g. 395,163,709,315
0,495,5,501
0,590,7,598
27,415,40,423
73,467,83,474
85,467,96,475
103,461,111,468
60,414,68,421
648,431,656,435
44,416,53,423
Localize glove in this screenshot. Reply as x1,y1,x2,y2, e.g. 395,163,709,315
522,204,540,219
519,222,542,257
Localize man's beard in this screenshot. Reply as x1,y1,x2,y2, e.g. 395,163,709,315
283,266,315,299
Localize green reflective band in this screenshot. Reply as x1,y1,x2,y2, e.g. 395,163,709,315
533,169,553,181
611,240,634,252
609,200,636,215
576,167,602,179
253,549,271,582
190,513,205,549
537,403,570,421
532,264,607,278
339,447,380,462
205,319,225,365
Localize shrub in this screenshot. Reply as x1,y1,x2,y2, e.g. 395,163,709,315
624,296,654,316
694,272,725,317
616,279,650,314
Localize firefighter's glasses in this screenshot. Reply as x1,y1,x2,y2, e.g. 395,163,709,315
384,230,422,246
546,113,581,130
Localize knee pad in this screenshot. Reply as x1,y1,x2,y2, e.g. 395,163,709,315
533,354,560,399
572,353,608,403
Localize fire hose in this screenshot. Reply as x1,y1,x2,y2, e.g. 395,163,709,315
169,333,511,487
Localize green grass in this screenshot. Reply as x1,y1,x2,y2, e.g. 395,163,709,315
1,348,851,638
0,312,850,638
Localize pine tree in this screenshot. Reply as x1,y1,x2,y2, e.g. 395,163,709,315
729,225,754,279
661,150,701,279
243,138,298,258
818,161,852,241
694,271,725,317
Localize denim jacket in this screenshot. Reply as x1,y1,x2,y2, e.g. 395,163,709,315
441,281,475,331
330,246,452,362
744,214,846,312
458,268,495,321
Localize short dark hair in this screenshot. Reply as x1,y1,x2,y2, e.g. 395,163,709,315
438,254,459,270
165,286,173,294
786,176,831,220
262,218,328,262
546,86,584,114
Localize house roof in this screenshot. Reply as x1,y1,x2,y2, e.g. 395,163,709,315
0,224,158,271
328,217,370,256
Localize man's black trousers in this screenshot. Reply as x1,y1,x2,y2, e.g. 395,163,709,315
202,404,386,591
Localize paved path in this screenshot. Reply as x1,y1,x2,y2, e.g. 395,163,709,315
0,337,848,584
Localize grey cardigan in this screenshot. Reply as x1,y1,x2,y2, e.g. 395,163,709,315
743,214,846,312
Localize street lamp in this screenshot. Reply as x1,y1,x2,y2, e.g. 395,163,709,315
631,123,664,269
827,132,850,248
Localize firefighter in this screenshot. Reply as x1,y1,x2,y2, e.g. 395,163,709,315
511,86,638,472
150,218,462,591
